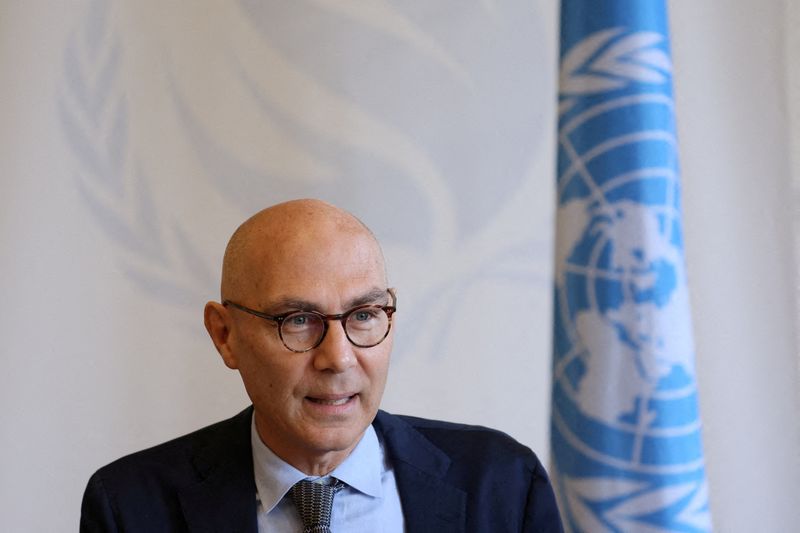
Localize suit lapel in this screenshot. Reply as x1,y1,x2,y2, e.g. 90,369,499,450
374,411,466,533
173,407,466,532
177,407,258,533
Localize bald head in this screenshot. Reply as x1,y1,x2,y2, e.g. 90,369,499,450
220,199,386,301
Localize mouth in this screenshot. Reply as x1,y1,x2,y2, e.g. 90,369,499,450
306,394,357,406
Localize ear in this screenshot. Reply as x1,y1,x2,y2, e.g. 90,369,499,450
204,301,239,369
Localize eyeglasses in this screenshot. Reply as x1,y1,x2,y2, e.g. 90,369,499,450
223,289,396,353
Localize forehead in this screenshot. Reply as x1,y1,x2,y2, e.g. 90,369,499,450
247,226,386,304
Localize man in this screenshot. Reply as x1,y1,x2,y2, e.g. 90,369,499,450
81,199,563,532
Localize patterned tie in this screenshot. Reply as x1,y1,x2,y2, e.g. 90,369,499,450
290,478,344,533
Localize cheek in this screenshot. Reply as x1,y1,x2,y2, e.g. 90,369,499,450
238,359,301,414
365,347,392,389
234,337,295,396
377,334,394,373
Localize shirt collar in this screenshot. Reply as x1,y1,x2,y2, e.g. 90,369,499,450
330,423,383,499
250,415,384,514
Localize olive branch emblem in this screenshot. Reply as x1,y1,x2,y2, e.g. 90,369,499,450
562,476,711,532
58,0,213,308
559,28,672,114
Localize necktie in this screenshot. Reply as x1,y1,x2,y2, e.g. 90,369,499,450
290,478,344,533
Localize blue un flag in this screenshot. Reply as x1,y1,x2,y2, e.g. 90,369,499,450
551,1,712,531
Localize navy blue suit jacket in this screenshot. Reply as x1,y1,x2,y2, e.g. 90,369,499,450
81,407,563,532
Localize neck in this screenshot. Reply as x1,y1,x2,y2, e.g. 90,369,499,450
279,444,350,476
253,417,362,476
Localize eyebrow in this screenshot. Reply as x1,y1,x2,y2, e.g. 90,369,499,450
347,288,391,308
262,288,389,313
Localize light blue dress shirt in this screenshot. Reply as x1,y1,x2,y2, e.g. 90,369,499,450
251,416,405,532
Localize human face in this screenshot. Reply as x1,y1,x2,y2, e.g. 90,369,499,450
224,230,392,473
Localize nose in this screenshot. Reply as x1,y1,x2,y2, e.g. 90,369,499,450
311,319,356,373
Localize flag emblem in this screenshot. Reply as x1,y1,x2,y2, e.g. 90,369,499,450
552,3,712,531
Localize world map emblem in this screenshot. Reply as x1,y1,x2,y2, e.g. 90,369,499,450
552,27,712,532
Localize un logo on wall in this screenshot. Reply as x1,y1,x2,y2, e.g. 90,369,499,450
552,28,711,532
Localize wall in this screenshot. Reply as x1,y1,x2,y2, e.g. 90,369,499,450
672,1,800,530
787,0,800,355
0,1,797,531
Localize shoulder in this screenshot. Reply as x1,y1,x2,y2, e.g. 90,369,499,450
89,407,251,487
373,411,563,532
374,410,546,478
81,407,253,531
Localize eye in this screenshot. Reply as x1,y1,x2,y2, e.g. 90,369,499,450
355,308,380,321
347,307,383,331
282,312,317,333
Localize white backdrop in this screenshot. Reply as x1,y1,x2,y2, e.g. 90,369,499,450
0,1,798,531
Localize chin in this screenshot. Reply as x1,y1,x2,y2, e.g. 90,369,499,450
305,425,366,454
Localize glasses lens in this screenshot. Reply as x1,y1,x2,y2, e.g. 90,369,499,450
345,307,390,347
280,312,325,352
